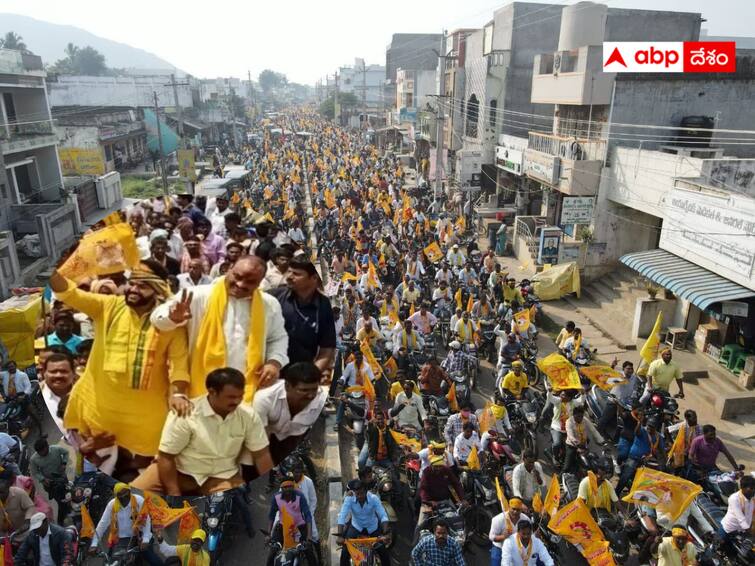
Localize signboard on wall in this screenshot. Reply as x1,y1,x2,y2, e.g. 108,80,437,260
722,301,749,317
496,146,524,175
659,188,755,283
538,227,562,265
560,196,595,224
524,149,560,185
58,148,106,176
177,149,197,181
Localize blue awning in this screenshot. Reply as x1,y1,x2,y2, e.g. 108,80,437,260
619,249,755,310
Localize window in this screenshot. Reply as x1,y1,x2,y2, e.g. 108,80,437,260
0,184,6,200
489,99,497,128
466,94,479,138
104,144,113,161
406,93,413,108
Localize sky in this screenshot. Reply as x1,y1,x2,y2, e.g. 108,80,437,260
0,0,753,84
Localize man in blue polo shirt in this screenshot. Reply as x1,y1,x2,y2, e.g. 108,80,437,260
336,480,391,566
45,311,83,355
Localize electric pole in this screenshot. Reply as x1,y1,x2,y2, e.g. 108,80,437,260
153,91,169,195
334,72,340,126
165,74,191,193
359,60,367,130
248,70,255,117
434,31,447,200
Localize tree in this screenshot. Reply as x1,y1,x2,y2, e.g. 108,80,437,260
258,69,287,93
0,31,27,51
319,92,358,119
51,44,108,75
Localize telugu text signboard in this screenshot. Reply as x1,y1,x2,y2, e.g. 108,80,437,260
58,148,106,176
560,196,595,224
524,149,560,185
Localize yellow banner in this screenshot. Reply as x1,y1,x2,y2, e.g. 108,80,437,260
640,311,664,365
537,352,581,391
495,477,509,512
622,467,702,522
548,498,604,548
531,262,581,301
58,147,106,176
58,223,140,283
579,366,627,391
542,474,561,517
281,505,298,549
177,149,197,181
423,242,443,263
512,309,531,333
466,445,481,470
345,537,379,564
0,294,41,368
390,429,421,453
582,540,616,566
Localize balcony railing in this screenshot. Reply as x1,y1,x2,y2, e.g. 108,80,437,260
528,131,606,162
1,119,55,140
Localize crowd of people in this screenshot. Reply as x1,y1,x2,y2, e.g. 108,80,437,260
0,105,749,566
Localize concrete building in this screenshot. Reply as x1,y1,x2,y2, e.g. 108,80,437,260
443,29,478,167
395,68,436,123
47,74,192,109
337,59,387,126
0,48,80,294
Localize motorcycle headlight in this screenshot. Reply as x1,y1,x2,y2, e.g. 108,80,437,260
383,482,392,492
207,517,219,528
526,412,537,423
83,488,92,497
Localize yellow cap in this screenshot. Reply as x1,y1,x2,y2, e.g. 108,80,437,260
34,337,45,350
509,498,525,510
491,404,506,419
113,482,130,495
430,441,446,450
671,527,687,538
191,529,207,542
430,455,445,466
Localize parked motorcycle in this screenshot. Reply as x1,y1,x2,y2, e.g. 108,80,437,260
204,491,234,563
372,465,399,548
425,393,451,439
459,466,497,546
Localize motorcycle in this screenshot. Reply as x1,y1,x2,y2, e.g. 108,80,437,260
459,466,497,546
478,320,498,364
449,372,472,408
643,389,680,440
371,465,399,548
337,389,368,449
417,500,467,549
264,532,309,566
204,491,234,563
425,393,451,439
463,344,479,390
0,395,34,437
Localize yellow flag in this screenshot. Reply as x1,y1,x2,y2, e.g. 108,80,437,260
542,474,561,517
345,537,380,564
280,504,298,549
455,288,463,310
367,261,379,289
384,357,398,378
101,211,124,225
548,498,604,548
640,311,664,364
177,503,200,544
513,309,530,333
495,477,509,512
390,429,421,453
423,242,443,263
58,222,140,283
341,272,358,282
537,352,581,391
467,445,481,470
80,504,95,539
231,192,241,205
622,467,702,522
532,492,543,515
447,383,458,412
466,295,474,313
582,541,616,566
579,366,627,391
478,403,494,435
667,423,688,468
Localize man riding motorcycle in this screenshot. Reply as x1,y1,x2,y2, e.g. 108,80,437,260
498,361,530,401
577,457,619,513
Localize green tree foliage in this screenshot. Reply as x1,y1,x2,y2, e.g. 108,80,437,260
52,44,108,75
0,31,27,51
258,69,287,92
318,92,358,119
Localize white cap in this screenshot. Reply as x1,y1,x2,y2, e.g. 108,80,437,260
449,340,461,350
29,512,46,530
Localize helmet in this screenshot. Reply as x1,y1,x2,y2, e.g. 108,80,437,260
651,394,664,408
597,457,613,474
647,417,661,430
490,440,508,458
449,340,461,350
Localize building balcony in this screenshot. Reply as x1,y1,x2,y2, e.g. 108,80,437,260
525,131,605,196
0,120,58,154
0,49,45,77
531,46,614,105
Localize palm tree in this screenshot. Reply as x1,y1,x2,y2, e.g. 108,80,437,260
64,42,79,61
0,31,27,51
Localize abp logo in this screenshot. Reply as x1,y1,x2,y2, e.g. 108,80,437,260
603,42,736,73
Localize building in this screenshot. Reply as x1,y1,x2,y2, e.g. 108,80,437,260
0,48,80,294
47,74,192,108
395,68,436,123
337,59,386,127
443,28,478,174
385,33,442,125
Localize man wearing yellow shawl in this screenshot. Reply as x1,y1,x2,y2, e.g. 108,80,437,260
90,483,157,562
49,260,190,479
156,528,210,566
577,458,619,512
151,255,289,402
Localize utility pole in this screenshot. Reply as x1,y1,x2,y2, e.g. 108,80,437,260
153,91,169,195
434,30,447,200
247,70,255,117
165,74,191,193
359,60,367,130
334,72,340,126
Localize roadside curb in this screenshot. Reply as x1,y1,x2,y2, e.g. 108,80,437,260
325,412,342,566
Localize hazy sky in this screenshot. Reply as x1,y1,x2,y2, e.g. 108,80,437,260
1,0,752,84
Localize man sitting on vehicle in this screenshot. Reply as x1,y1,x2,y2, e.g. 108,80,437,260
336,479,391,566
687,424,739,476
502,277,524,308
647,348,684,399
391,379,427,431
446,244,465,269
334,350,375,432
419,360,451,401
30,438,69,525
444,403,478,449
417,455,465,537
578,457,619,512
511,451,546,507
356,320,383,351
555,321,575,353
563,328,590,362
411,519,465,566
471,293,494,321
501,519,554,566
417,441,452,475
453,421,481,468
489,498,531,565
666,409,702,473
156,528,210,566
453,311,477,346
358,411,398,470
408,303,437,337
457,262,478,289
563,406,604,475
14,512,73,566
432,281,453,318
499,360,529,401
720,475,754,549
441,341,467,377
653,525,698,566
597,360,642,439
616,417,665,495
393,320,424,356
499,334,522,367
266,478,317,566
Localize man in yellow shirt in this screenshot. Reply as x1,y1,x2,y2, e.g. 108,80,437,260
647,348,684,399
500,361,529,400
49,260,190,480
654,526,697,566
356,320,383,350
502,277,524,306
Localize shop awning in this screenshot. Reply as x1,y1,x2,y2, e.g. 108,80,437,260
619,248,755,310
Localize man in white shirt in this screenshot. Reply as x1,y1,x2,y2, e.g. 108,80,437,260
0,361,32,398
207,195,232,237
90,483,156,560
511,451,546,505
564,406,604,475
390,379,427,430
252,362,326,465
177,259,213,289
14,512,74,566
0,428,17,461
261,248,292,291
356,311,379,334
292,461,319,543
489,498,530,564
434,264,453,285
453,421,480,465
500,520,553,566
408,304,437,336
151,255,289,399
446,244,465,269
721,475,755,540
393,320,424,356
38,352,75,434
454,311,477,345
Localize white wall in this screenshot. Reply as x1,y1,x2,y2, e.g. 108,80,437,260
48,76,192,108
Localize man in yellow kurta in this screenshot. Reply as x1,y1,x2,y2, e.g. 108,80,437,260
49,260,190,477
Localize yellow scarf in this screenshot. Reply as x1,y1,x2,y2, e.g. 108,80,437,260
181,545,211,566
560,402,569,432
401,331,417,349
6,375,15,397
380,297,399,317
376,425,387,459
458,321,473,341
587,471,612,511
191,278,265,402
668,423,687,467
671,538,691,566
573,335,582,356
516,534,534,563
109,495,138,547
